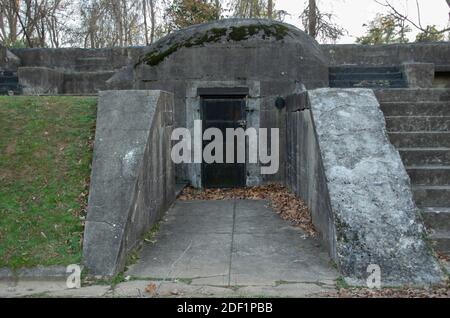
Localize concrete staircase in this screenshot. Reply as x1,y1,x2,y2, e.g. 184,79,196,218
330,66,408,89
376,88,450,257
75,57,113,72
0,70,21,95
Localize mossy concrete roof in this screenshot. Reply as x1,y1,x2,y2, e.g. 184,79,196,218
136,19,324,67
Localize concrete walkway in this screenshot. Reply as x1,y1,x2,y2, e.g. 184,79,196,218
0,200,339,298
125,200,338,296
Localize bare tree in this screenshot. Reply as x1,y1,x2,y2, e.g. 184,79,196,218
308,0,317,38
231,0,285,20
299,0,346,43
268,0,273,19
0,0,20,45
143,0,149,45
375,0,450,35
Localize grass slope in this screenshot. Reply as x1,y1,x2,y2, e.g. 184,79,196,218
0,96,96,269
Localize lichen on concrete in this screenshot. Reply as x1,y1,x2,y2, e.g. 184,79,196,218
308,88,444,287
139,20,292,67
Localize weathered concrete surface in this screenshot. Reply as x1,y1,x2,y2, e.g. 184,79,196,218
0,265,85,284
323,43,450,66
285,93,336,259
0,278,335,298
402,63,435,88
83,90,175,277
112,279,334,298
0,45,21,71
126,200,338,288
18,67,64,95
10,47,145,72
63,71,115,94
307,88,444,286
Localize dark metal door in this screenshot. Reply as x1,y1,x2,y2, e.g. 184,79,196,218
201,97,247,188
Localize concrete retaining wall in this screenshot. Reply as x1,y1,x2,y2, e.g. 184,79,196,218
285,93,336,258
286,88,444,286
83,90,175,276
10,47,145,72
322,43,450,67
10,47,145,95
18,67,64,95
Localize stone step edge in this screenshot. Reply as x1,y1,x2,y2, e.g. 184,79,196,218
421,207,450,214
413,185,450,190
406,166,450,170
398,147,450,151
385,116,450,118
389,132,450,134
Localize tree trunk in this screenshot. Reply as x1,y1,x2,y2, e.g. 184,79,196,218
268,0,273,19
308,0,317,38
143,0,149,45
215,0,221,20
150,0,155,44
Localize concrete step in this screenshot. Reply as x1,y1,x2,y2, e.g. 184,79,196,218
0,83,21,95
330,79,407,89
399,148,450,166
381,102,450,117
330,66,401,74
429,232,450,257
385,116,450,132
389,132,450,148
330,72,403,81
406,166,450,186
422,207,450,233
0,71,15,77
75,57,112,72
413,186,450,207
375,89,450,103
0,76,18,84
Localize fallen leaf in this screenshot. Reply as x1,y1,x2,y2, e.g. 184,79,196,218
145,282,157,296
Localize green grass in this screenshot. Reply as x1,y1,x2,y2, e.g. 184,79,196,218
0,96,97,269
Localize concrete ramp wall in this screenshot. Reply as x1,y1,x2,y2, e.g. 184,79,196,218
83,90,175,276
286,88,444,286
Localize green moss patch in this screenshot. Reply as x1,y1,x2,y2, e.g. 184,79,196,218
141,23,291,67
229,24,289,41
0,96,97,269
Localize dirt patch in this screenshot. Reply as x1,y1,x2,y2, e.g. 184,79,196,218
4,141,16,155
179,183,317,237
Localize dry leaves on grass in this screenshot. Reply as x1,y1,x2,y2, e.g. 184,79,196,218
437,252,450,262
179,183,317,237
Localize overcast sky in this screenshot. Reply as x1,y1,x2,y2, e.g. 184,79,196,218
275,0,450,43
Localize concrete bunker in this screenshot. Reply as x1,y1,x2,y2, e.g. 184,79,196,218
83,19,444,286
109,19,329,188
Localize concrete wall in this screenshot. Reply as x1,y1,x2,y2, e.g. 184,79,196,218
10,47,145,72
10,47,145,95
83,90,175,276
18,67,64,95
322,43,450,66
286,88,444,286
285,93,336,258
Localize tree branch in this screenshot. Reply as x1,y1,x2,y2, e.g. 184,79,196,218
375,0,450,34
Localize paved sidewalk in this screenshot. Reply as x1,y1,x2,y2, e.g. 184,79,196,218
126,200,338,290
